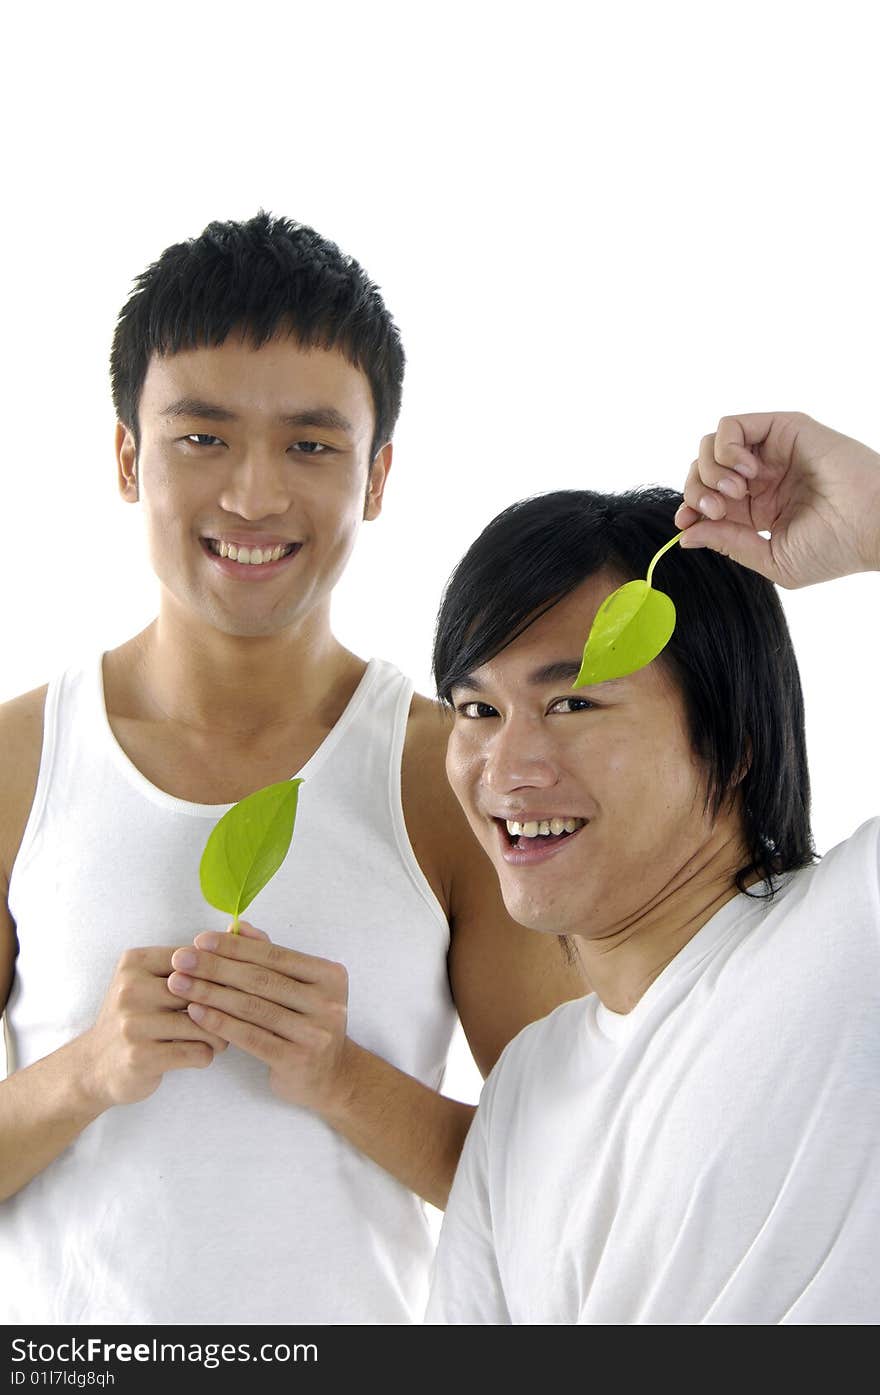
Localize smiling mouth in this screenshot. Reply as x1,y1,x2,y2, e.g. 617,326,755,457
497,817,587,851
202,538,304,571
202,538,300,566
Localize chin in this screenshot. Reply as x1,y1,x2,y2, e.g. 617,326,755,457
500,882,576,936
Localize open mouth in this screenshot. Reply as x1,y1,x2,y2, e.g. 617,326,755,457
497,816,587,851
201,538,301,568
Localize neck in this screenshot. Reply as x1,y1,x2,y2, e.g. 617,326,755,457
574,827,755,1014
123,594,361,737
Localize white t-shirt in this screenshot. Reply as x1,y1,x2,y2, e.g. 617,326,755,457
426,819,880,1325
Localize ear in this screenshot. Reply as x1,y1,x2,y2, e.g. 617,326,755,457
363,442,393,521
116,422,139,502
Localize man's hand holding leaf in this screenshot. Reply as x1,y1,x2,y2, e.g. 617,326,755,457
674,412,880,586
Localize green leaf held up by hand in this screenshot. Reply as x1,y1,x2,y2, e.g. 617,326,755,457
199,779,303,933
573,531,683,688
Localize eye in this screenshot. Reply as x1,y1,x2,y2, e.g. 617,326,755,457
455,700,500,719
547,697,597,715
183,433,224,447
291,440,329,455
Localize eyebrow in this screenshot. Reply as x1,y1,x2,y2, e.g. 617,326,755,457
454,659,615,693
160,397,355,433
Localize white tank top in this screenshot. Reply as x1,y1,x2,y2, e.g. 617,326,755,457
3,655,457,1324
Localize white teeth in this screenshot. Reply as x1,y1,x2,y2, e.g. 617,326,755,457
505,817,586,839
209,540,294,566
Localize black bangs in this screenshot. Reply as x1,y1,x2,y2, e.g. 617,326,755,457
432,487,816,897
110,210,405,463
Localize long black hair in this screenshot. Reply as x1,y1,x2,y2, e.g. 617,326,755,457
433,487,816,895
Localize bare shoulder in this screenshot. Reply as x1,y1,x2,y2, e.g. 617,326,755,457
0,685,49,885
0,684,48,1010
400,692,465,918
403,693,455,774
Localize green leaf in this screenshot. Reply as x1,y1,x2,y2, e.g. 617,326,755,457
573,581,676,686
199,779,303,930
573,531,684,688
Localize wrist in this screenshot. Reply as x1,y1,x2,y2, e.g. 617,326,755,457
63,1031,113,1120
314,1036,366,1128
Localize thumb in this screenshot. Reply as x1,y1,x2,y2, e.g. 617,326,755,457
679,518,775,581
230,920,271,942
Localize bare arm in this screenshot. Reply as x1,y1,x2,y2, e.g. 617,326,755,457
0,691,229,1203
319,1042,475,1210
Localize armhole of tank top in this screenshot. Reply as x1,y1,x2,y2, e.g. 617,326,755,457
868,817,880,928
7,675,62,892
388,678,450,940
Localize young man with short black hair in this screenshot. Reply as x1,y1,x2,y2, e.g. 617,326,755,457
0,212,586,1324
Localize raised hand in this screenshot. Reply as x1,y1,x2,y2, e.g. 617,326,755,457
76,946,229,1108
674,411,880,588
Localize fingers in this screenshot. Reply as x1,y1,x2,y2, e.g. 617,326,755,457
709,418,765,475
152,1040,216,1073
132,1010,229,1053
235,921,270,941
189,929,337,989
117,946,177,978
674,419,767,532
679,517,775,580
186,1000,335,1064
167,959,324,1017
186,1006,290,1064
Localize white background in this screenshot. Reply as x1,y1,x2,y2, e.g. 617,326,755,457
2,1,878,1213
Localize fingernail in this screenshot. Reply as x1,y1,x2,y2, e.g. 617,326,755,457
734,459,756,477
188,1003,206,1022
195,932,219,951
698,495,723,518
717,478,739,497
168,972,193,993
173,949,198,970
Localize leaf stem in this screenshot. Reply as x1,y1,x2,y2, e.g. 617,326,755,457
646,530,684,588
232,912,240,936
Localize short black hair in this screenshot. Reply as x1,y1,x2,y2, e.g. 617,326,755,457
110,210,405,463
432,486,816,896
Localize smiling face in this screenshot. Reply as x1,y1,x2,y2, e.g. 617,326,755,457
116,332,389,639
445,572,747,941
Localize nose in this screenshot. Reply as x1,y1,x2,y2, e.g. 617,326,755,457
218,446,291,520
482,715,559,795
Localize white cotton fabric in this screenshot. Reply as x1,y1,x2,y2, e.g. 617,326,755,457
3,655,456,1324
426,819,880,1325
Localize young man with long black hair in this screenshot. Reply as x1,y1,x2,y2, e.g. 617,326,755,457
427,411,880,1324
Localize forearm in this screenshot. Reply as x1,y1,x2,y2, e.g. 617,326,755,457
319,1040,476,1210
0,1035,104,1202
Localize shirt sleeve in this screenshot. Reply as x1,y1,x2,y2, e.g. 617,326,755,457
423,1085,511,1325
